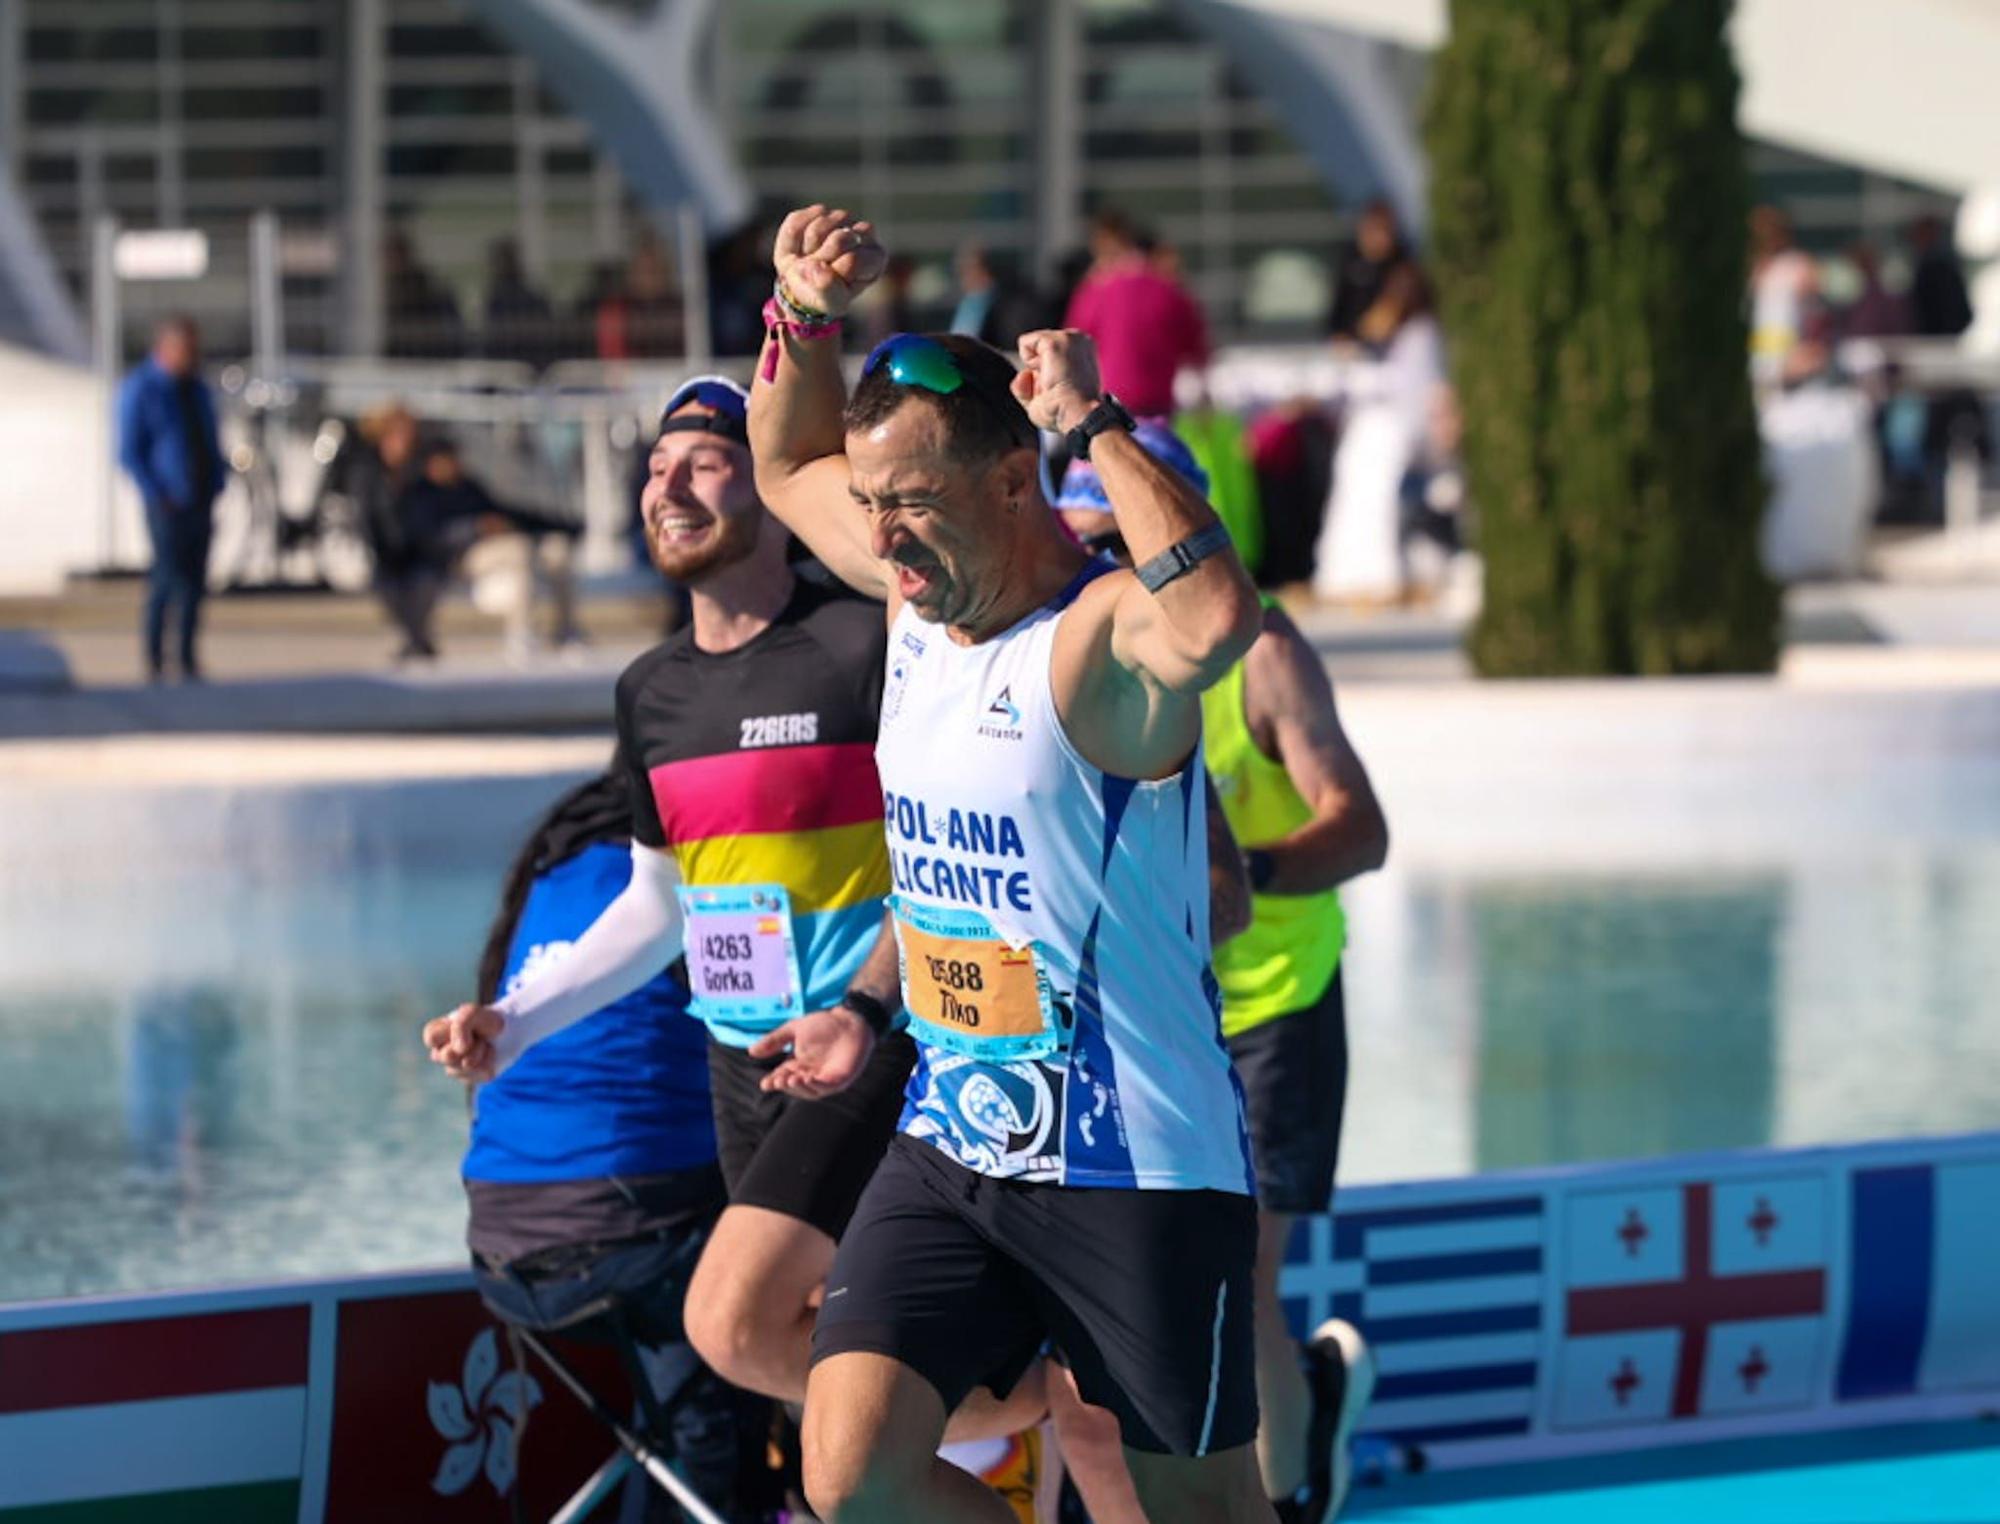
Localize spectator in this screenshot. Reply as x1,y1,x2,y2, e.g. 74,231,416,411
1248,400,1337,590
1841,242,1910,339
383,229,464,360
407,438,582,663
585,262,630,361
1042,246,1095,331
1313,262,1447,606
481,238,557,369
1063,209,1210,418
462,768,764,1522
707,221,771,359
1749,206,1818,387
599,233,685,361
948,242,1034,350
349,404,442,660
1327,199,1408,344
117,315,226,683
1908,214,1974,338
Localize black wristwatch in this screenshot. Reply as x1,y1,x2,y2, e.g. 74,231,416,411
1064,393,1136,460
1245,849,1278,893
839,988,895,1037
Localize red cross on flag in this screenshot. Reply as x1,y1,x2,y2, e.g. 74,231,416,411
1553,1174,1830,1430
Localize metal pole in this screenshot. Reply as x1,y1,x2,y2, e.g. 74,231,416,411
1034,0,1084,287
516,1330,731,1524
249,209,284,379
158,0,185,228
514,60,548,280
344,0,385,358
676,203,712,367
92,214,123,572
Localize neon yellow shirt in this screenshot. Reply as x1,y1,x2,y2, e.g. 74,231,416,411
1201,645,1346,1038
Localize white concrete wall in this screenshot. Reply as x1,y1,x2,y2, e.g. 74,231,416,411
0,343,145,594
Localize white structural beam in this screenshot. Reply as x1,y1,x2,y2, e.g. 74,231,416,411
459,0,753,235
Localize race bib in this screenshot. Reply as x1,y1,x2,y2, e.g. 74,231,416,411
893,897,1059,1061
678,884,804,1024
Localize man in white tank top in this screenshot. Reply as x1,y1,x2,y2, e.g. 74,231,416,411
749,206,1274,1523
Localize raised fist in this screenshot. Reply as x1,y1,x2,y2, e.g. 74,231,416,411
1011,329,1103,434
773,205,888,320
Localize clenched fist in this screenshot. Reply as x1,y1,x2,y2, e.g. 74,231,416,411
423,1002,506,1085
1011,329,1104,435
773,205,888,320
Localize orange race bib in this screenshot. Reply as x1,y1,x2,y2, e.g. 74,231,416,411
893,898,1059,1061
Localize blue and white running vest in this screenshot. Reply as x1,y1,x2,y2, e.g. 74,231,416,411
875,564,1253,1194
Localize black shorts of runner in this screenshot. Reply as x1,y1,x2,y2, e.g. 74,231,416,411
1225,968,1349,1216
707,1029,916,1241
811,1135,1260,1457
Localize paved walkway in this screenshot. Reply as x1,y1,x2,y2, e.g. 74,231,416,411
4,575,1999,746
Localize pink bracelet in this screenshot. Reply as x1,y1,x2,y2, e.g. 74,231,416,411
760,296,842,381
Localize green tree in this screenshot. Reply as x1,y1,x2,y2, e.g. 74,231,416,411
1427,0,1778,675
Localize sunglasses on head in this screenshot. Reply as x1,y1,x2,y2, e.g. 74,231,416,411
862,334,1037,449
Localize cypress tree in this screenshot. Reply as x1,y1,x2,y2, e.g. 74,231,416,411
1427,0,1779,675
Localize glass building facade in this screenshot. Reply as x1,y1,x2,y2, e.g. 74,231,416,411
0,0,1959,361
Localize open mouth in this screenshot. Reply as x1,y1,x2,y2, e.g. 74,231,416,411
650,506,714,545
894,561,935,600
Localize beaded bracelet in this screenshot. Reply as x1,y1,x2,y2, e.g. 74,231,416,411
760,295,843,381
772,276,832,325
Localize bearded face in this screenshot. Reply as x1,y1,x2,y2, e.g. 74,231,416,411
639,420,765,583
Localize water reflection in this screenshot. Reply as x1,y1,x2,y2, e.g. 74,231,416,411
4,849,1999,1303
121,982,240,1178
1469,877,1784,1169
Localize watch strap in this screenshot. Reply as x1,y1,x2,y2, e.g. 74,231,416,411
838,988,894,1037
1065,394,1135,460
1135,521,1233,594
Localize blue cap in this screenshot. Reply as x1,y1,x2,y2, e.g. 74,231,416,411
657,375,751,442
1053,418,1209,515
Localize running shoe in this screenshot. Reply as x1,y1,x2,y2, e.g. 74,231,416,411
1303,1317,1376,1521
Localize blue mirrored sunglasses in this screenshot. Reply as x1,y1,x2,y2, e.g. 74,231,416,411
861,334,1037,449
862,333,967,394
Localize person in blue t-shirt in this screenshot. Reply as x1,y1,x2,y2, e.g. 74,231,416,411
462,769,763,1522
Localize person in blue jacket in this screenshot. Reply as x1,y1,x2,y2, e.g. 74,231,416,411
463,768,764,1522
116,316,227,682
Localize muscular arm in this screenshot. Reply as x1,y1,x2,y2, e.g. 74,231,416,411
749,318,888,599
1243,610,1389,894
1093,423,1261,694
846,908,906,1012
747,206,891,599
1015,331,1259,699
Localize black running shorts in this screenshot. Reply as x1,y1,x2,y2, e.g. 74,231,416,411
811,1135,1260,1457
706,1030,916,1241
1225,969,1349,1215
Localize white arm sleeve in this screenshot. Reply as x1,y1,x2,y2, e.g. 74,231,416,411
489,841,685,1074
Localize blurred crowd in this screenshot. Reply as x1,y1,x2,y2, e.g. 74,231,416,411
1749,208,1974,381
129,197,1991,676
1748,207,1988,576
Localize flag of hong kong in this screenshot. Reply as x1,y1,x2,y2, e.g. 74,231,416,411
322,1288,632,1523
1552,1174,1830,1430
